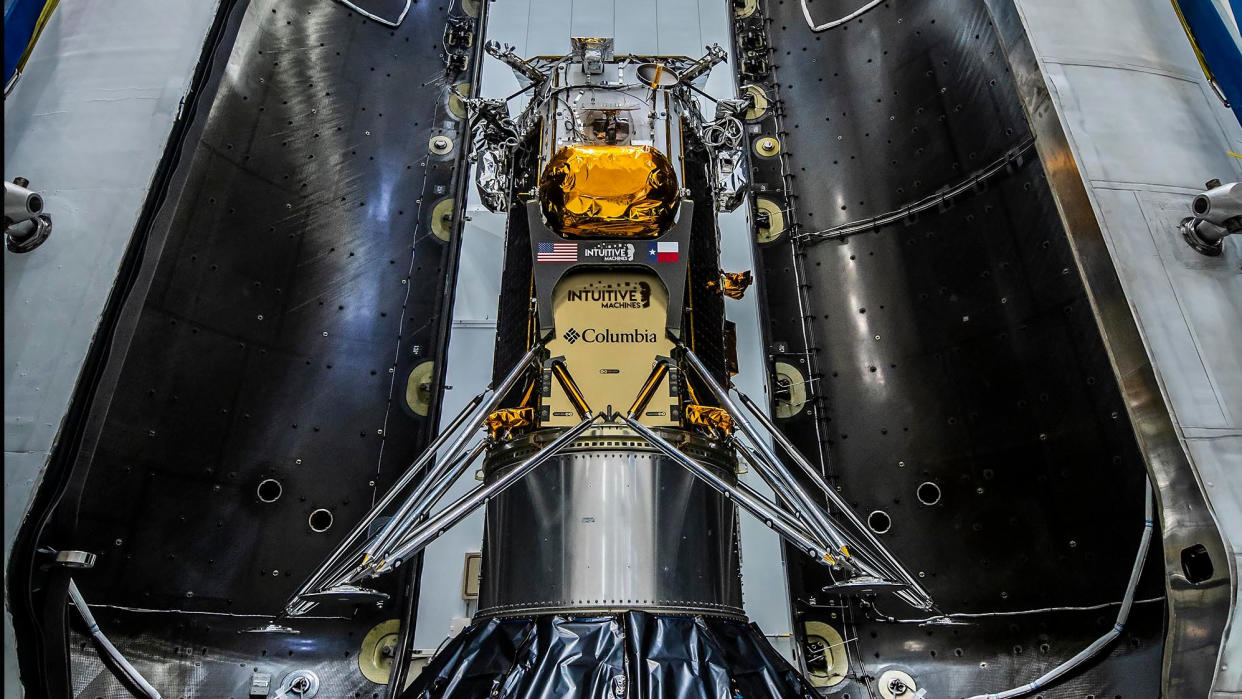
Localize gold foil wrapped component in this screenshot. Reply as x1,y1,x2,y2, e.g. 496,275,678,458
539,145,678,238
486,407,535,440
707,270,754,300
685,405,734,437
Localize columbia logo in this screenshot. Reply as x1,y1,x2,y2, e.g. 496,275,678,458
563,328,580,344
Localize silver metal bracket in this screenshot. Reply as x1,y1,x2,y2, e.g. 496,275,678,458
54,550,97,569
1180,180,1241,255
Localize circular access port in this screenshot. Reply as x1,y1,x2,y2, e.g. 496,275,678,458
916,481,942,506
308,508,334,533
1192,195,1211,217
868,510,892,535
256,478,283,503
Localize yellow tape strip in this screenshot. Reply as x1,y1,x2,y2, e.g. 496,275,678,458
1170,0,1216,82
16,0,61,75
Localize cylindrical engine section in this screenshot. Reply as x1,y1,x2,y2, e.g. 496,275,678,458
477,430,744,619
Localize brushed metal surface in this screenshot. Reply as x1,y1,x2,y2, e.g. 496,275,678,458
985,0,1235,694
477,432,744,618
3,2,224,692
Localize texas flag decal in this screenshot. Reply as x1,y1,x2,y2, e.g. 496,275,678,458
647,241,679,263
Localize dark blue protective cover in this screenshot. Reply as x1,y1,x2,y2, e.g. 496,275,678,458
402,612,817,699
4,0,47,82
1178,0,1242,126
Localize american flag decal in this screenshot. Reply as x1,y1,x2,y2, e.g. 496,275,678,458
537,241,578,263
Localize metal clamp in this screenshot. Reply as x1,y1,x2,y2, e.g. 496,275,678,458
1180,180,1241,256
274,669,319,698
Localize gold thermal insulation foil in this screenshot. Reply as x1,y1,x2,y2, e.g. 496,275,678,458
539,144,678,238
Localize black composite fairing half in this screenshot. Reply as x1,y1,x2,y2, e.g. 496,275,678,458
8,0,487,695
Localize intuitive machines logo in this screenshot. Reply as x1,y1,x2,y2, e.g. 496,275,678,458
566,281,651,309
581,242,635,262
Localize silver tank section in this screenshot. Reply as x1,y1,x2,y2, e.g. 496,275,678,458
477,428,743,619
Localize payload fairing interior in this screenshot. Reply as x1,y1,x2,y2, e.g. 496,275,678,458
4,1,1241,698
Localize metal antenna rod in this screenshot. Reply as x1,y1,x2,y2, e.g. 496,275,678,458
731,386,933,607
681,347,933,608
680,350,850,556
284,344,542,615
731,433,856,564
733,444,831,548
365,345,543,560
734,478,832,552
370,414,602,572
317,439,492,592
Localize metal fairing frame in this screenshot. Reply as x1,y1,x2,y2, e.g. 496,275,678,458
981,1,1232,693
8,0,490,695
728,0,1224,696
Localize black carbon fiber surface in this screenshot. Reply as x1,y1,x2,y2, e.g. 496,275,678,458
731,0,1165,696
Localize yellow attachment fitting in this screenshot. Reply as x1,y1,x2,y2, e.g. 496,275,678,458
685,405,734,437
714,270,753,300
840,545,851,559
486,407,535,440
824,552,836,565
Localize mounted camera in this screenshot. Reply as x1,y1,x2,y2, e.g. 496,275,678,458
5,177,52,253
